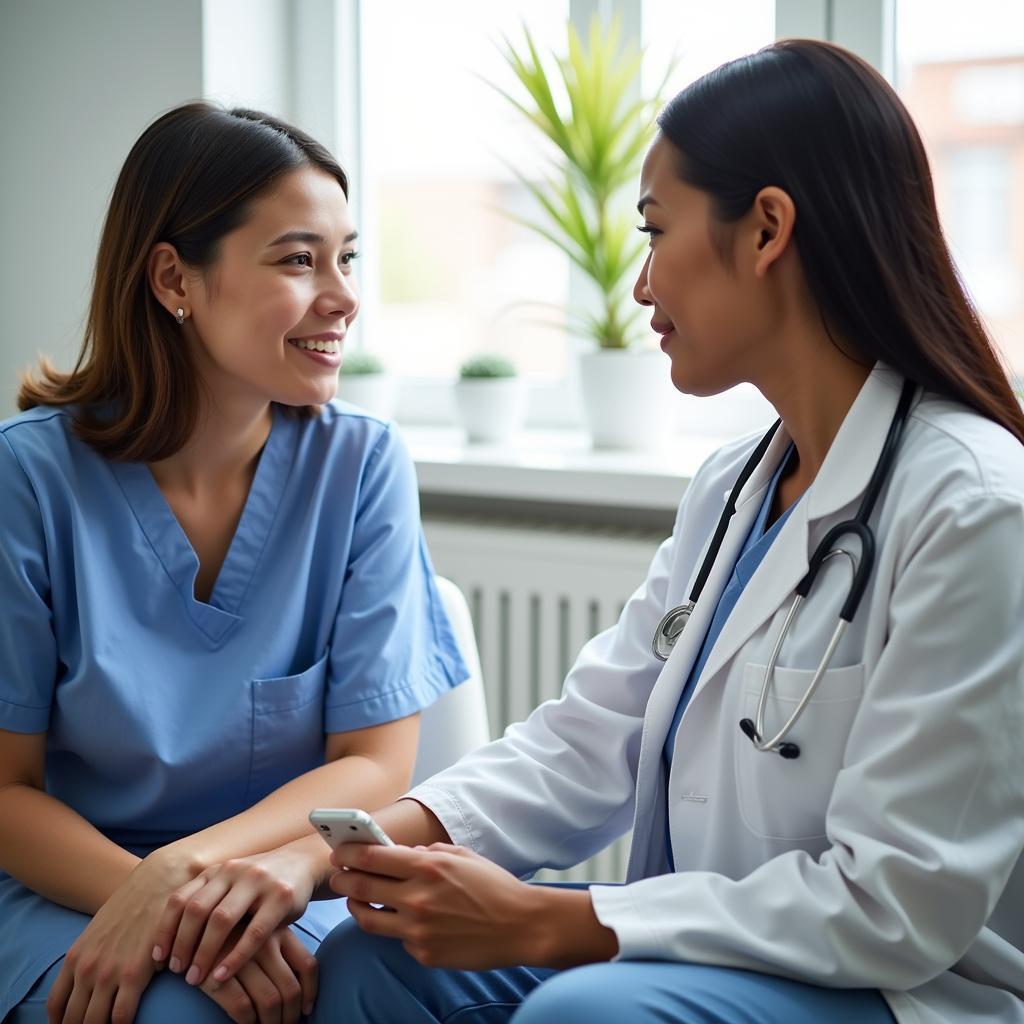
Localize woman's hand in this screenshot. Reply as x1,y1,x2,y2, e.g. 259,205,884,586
152,844,323,988
329,842,618,970
197,926,317,1024
45,850,197,1024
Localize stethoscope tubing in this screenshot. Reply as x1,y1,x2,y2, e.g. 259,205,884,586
653,378,918,758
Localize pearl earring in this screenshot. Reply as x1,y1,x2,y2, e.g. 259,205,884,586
175,307,185,325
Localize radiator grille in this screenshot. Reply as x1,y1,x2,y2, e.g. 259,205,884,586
424,515,664,882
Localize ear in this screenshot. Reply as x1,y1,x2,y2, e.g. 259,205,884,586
749,186,796,279
147,242,190,319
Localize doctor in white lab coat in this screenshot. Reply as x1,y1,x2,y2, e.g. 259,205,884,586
150,39,1024,1024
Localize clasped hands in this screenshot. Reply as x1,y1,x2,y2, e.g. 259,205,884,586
87,837,618,1024
154,841,553,992
45,849,317,1024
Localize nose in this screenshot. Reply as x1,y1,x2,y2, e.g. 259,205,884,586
633,251,653,307
315,266,359,322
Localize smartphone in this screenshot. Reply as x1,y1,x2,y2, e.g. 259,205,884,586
309,808,395,849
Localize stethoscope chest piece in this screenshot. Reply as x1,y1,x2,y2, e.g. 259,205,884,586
652,602,693,661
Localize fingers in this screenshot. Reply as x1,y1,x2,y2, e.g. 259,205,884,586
328,867,406,907
58,976,94,1024
329,842,420,876
166,876,237,978
202,975,257,1024
253,936,305,1024
347,899,406,940
278,929,319,1018
106,964,151,1024
237,959,290,1024
151,874,208,966
187,890,272,986
81,984,116,1024
204,895,294,987
44,959,74,1024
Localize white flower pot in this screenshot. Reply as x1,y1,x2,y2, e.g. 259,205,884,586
455,378,525,444
578,349,676,451
337,373,397,420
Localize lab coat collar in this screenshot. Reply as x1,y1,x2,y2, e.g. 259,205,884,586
667,363,906,717
805,363,906,521
729,363,905,523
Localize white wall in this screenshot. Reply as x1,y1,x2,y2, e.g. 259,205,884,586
0,0,297,417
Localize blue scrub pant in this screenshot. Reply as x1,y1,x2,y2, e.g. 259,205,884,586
308,917,897,1024
7,927,319,1024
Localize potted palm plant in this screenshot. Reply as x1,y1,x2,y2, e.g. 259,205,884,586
337,350,397,420
493,18,677,449
455,355,525,444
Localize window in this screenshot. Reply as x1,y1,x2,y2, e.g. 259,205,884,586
359,1,571,384
895,0,1024,378
352,0,777,425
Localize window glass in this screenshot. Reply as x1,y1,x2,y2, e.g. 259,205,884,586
642,0,776,99
896,1,1024,381
361,1,570,381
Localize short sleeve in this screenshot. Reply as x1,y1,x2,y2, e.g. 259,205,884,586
324,426,468,732
0,431,58,733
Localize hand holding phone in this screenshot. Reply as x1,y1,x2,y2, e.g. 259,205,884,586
308,808,395,850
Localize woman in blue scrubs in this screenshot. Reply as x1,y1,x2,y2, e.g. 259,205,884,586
0,102,466,1024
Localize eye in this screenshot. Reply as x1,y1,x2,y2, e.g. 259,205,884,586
340,250,362,267
636,224,661,240
283,252,313,267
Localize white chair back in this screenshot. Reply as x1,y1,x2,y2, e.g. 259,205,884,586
412,576,491,785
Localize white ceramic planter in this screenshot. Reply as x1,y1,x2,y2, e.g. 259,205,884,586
455,378,526,444
336,373,397,420
578,349,677,451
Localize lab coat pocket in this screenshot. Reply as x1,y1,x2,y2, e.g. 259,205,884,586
735,661,864,841
247,651,329,804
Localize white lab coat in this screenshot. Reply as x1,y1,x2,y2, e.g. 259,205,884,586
408,366,1024,1023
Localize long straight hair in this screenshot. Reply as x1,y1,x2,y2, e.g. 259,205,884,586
657,39,1024,444
18,102,349,462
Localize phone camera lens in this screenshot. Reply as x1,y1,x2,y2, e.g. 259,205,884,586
319,824,330,831
348,825,358,831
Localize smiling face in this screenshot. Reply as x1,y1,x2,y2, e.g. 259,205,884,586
180,165,359,410
633,135,784,397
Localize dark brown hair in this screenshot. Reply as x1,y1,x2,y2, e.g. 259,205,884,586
18,102,349,461
657,39,1024,445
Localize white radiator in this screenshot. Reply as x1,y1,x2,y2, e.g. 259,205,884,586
423,514,665,883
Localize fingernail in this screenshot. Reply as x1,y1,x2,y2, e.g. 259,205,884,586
169,956,181,973
186,965,201,985
304,1004,314,1016
152,945,163,962
213,965,228,982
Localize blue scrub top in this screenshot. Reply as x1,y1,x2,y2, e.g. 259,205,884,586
662,447,799,871
0,401,468,1016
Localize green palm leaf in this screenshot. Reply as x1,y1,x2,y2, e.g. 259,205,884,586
492,16,676,349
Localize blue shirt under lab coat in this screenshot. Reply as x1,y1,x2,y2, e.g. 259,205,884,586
663,446,799,870
0,401,467,1017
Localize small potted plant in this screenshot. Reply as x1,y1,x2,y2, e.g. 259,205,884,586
455,355,525,444
337,350,396,420
493,19,678,450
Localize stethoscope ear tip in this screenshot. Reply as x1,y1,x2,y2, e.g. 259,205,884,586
738,718,758,742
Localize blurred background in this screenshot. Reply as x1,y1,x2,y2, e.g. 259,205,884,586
1,0,1022,421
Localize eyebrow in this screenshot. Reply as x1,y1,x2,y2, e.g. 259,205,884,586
636,196,659,215
267,229,359,247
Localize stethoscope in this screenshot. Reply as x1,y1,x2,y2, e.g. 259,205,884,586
652,379,917,760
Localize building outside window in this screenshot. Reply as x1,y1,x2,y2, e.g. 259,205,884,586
896,0,1024,382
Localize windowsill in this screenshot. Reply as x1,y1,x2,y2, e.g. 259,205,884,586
403,424,733,514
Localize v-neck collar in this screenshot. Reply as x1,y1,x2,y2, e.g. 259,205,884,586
110,405,298,645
